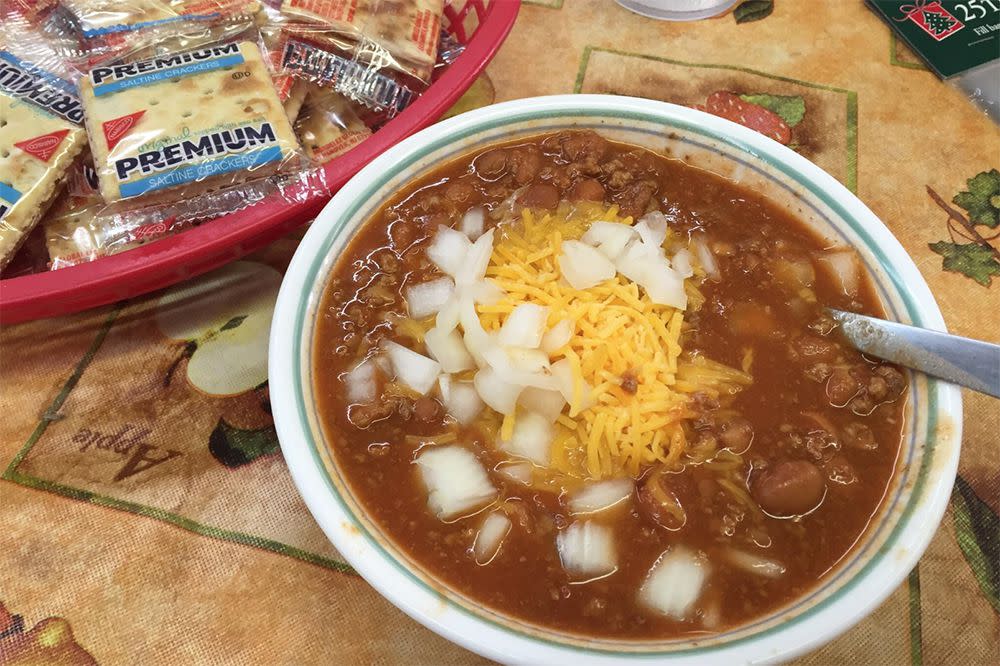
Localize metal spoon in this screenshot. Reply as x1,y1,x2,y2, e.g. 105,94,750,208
829,309,1000,398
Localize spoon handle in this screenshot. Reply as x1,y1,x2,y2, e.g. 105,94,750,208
829,310,1000,399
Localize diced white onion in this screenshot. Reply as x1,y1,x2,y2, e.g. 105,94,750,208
472,278,505,305
442,380,484,426
559,240,616,290
373,354,392,375
427,225,471,278
437,374,452,401
474,367,523,415
455,228,495,285
639,547,709,620
343,359,377,404
817,249,860,298
416,445,497,521
482,346,557,391
405,277,454,320
691,235,720,281
568,479,634,515
580,221,638,261
495,461,533,484
671,249,694,279
498,303,549,348
384,341,441,395
614,238,659,285
557,521,617,580
460,206,485,240
550,358,593,411
517,386,566,422
641,261,688,309
460,298,494,366
635,212,668,248
423,326,475,373
473,511,511,564
540,319,573,354
434,297,462,333
724,549,786,578
501,411,552,466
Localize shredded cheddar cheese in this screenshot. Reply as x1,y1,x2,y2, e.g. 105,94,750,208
477,204,752,479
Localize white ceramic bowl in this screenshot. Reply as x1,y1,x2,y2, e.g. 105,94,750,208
269,95,963,665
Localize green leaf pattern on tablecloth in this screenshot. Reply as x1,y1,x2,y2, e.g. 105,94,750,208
951,476,1000,614
953,169,1000,228
734,0,774,23
209,418,281,468
928,242,1000,286
739,93,806,127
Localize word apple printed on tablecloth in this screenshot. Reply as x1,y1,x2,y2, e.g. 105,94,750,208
72,424,181,482
927,168,1000,286
155,261,283,467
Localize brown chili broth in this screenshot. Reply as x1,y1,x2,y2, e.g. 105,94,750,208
312,132,905,639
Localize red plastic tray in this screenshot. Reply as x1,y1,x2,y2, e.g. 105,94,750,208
0,1,519,325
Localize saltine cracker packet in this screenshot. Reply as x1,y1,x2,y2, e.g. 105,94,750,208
0,45,88,271
61,0,262,38
79,39,304,206
295,85,371,163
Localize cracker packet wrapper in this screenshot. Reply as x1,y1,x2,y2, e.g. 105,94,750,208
79,36,312,227
59,0,262,62
41,156,167,269
280,0,443,82
294,84,371,163
0,17,89,272
274,0,444,117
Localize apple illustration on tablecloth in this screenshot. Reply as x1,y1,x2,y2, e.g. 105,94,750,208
155,261,284,468
155,261,282,397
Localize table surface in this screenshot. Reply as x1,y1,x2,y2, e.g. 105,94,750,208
1,1,998,663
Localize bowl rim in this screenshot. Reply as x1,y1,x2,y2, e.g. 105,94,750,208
269,94,963,665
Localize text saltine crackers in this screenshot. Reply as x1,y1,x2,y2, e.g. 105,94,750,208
80,41,302,203
0,51,87,270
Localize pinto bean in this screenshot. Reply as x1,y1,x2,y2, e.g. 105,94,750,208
568,178,606,202
444,180,475,204
413,396,442,423
826,369,860,406
473,149,507,180
751,460,826,517
517,183,560,210
719,418,754,453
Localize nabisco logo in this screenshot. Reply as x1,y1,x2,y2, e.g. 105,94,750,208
103,111,145,151
131,219,172,240
15,129,70,163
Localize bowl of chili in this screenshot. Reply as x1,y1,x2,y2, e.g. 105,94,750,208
269,95,962,664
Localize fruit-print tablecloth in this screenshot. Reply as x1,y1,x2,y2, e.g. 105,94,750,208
1,1,998,663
